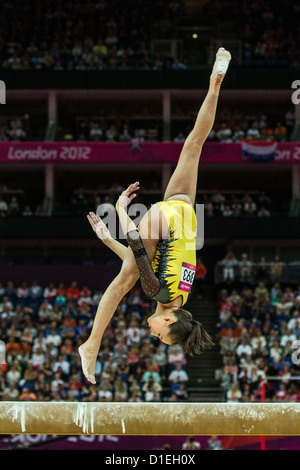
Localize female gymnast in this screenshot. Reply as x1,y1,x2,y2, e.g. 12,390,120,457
79,48,231,384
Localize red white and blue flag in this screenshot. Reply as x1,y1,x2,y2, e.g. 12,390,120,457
241,139,278,162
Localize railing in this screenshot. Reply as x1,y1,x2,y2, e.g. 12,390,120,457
214,261,300,284
45,120,56,142
150,40,184,62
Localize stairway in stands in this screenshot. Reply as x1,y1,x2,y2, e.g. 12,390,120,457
185,285,223,402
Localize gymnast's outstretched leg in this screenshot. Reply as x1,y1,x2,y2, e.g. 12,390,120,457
164,47,231,206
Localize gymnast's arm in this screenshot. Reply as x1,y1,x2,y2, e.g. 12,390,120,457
87,211,128,261
116,183,161,298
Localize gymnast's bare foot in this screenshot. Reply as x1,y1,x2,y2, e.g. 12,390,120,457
78,344,97,384
210,47,231,88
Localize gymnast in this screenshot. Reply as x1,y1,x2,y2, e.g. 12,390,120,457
79,48,231,384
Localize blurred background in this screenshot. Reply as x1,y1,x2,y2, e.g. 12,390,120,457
1,0,300,450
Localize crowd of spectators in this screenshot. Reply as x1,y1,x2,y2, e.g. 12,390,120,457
239,0,300,69
0,116,28,142
217,250,300,402
204,0,300,69
70,107,295,144
71,118,161,143
219,252,284,285
0,186,277,219
0,280,189,403
0,193,42,218
0,105,295,143
0,0,299,72
206,109,294,143
202,190,273,218
0,0,185,72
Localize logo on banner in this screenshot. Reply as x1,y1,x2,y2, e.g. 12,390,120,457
241,139,278,162
130,138,142,152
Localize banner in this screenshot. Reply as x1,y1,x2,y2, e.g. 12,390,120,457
1,433,300,450
0,434,210,450
241,139,277,162
0,141,299,164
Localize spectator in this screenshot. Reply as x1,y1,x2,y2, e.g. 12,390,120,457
182,436,201,450
6,361,21,386
206,436,223,450
168,345,187,367
194,257,207,298
254,281,269,298
280,329,296,348
244,197,257,217
114,377,128,402
270,256,284,281
53,354,70,375
142,361,161,384
7,197,20,215
168,364,189,393
19,388,37,401
152,347,167,378
9,125,26,141
226,382,242,402
98,383,113,402
66,282,80,301
142,376,162,401
255,256,269,283
3,382,20,400
236,337,252,360
239,253,252,283
43,283,57,301
216,123,233,142
172,59,187,70
45,325,62,348
288,311,300,331
275,383,288,401
0,196,8,217
222,205,233,217
258,206,271,217
174,133,186,142
274,296,293,318
28,280,43,299
246,123,261,140
22,206,33,216
119,124,132,142
221,252,238,282
105,124,119,142
175,384,189,401
274,122,287,142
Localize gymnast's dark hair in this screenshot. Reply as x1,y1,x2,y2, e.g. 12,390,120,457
168,308,214,356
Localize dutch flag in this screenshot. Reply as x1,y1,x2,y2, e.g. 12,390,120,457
241,139,278,162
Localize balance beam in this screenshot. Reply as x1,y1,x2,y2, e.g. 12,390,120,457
0,402,299,435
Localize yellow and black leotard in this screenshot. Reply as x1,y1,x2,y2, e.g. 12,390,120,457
127,200,197,307
151,200,197,306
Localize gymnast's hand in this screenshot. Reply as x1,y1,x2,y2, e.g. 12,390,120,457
87,211,112,241
116,182,140,212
